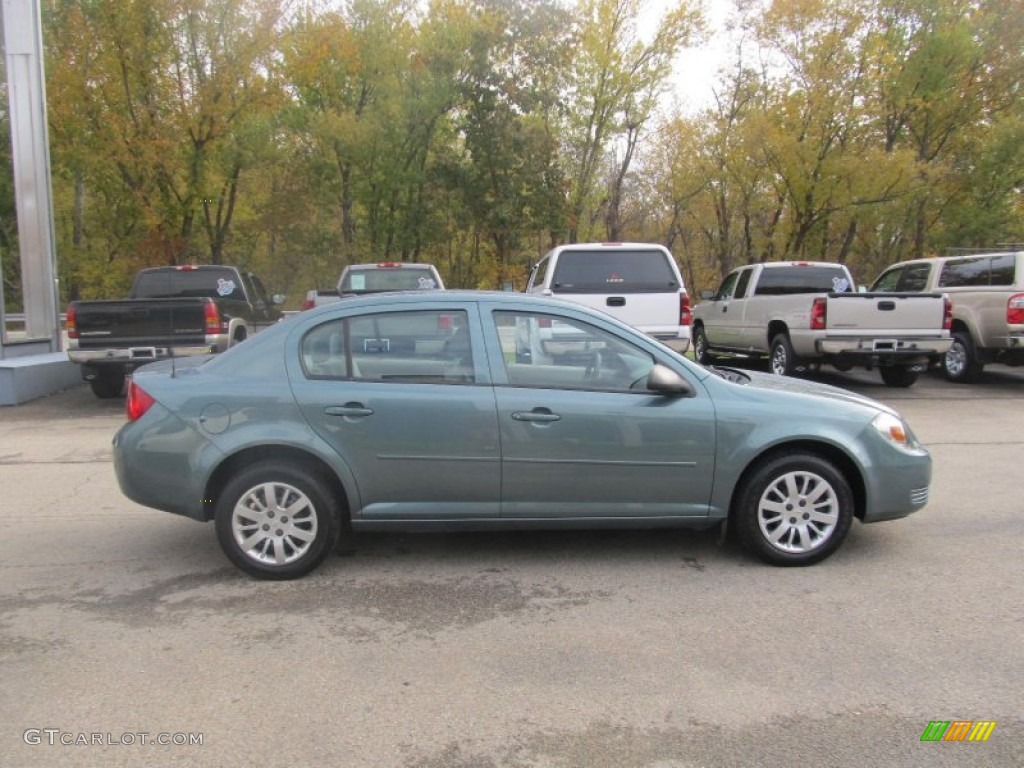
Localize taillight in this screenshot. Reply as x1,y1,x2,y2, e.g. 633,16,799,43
943,295,954,330
679,293,692,326
66,304,78,339
538,317,552,328
1007,293,1024,325
204,299,224,333
125,379,156,421
810,297,827,330
303,296,315,311
438,314,453,330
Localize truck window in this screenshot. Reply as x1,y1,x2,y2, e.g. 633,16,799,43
132,268,243,300
734,268,753,299
551,250,678,294
714,271,740,300
896,263,932,292
528,256,550,291
340,267,439,294
939,257,989,287
753,266,852,295
989,255,1017,286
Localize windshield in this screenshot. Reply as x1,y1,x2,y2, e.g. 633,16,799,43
339,267,440,294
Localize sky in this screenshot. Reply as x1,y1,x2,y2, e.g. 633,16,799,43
635,0,737,114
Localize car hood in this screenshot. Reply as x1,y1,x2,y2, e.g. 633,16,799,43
713,366,900,417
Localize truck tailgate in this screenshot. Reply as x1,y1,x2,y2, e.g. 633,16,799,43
826,292,947,335
73,299,209,348
557,292,680,331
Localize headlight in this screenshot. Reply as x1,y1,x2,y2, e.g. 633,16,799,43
871,412,920,450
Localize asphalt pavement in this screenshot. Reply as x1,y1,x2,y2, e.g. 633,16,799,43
1,365,1022,767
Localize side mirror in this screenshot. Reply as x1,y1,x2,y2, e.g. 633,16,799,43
700,289,716,300
647,364,695,397
857,285,868,293
272,294,287,305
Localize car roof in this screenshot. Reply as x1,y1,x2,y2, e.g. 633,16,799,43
551,242,671,252
299,289,614,317
345,262,436,270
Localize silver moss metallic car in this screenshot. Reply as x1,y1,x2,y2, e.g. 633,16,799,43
113,291,932,579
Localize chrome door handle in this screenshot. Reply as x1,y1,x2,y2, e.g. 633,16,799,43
511,410,561,423
325,404,374,418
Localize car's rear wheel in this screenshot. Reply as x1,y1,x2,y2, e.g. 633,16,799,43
943,331,983,383
879,365,919,387
733,453,853,566
769,334,801,376
214,461,340,579
89,371,125,399
693,325,714,364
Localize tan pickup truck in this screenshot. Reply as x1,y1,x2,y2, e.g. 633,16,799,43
692,261,952,387
869,250,1024,382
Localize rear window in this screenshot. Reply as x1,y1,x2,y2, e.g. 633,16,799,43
132,268,244,300
550,250,679,294
340,266,440,294
754,266,852,295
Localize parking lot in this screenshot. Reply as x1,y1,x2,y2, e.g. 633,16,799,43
1,366,1022,767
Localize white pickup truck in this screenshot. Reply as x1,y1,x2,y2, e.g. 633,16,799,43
691,261,953,387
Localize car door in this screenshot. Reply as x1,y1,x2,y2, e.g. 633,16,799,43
289,304,501,520
704,270,741,347
485,305,716,519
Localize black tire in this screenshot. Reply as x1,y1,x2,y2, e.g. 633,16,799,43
693,325,714,364
732,452,854,566
943,331,983,383
214,460,340,579
879,365,919,388
89,372,125,399
769,333,801,376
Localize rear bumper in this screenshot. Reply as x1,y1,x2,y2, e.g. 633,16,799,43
68,335,228,369
643,326,692,351
816,337,952,359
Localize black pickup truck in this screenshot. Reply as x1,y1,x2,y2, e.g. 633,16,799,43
67,265,284,397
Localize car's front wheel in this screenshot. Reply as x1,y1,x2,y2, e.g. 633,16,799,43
214,461,340,579
733,453,854,566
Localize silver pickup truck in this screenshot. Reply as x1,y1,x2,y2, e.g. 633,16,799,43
303,262,444,309
692,261,952,387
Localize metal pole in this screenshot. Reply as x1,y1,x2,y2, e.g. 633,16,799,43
1,0,60,349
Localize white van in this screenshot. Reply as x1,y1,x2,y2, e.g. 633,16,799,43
525,242,692,349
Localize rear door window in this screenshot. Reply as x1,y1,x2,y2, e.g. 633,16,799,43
939,257,989,287
551,250,679,294
989,255,1017,286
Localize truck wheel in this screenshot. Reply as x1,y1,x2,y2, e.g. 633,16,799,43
89,372,125,399
214,460,340,580
693,325,714,364
879,366,918,388
943,331,983,383
769,334,801,377
732,452,853,566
